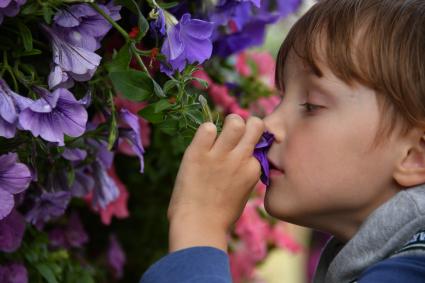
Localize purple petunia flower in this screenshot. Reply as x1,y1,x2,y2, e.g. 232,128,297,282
92,160,119,209
119,109,145,173
107,235,126,280
16,87,88,146
26,191,71,229
150,7,166,37
62,148,87,161
49,212,88,248
161,13,214,75
0,78,20,138
0,153,31,220
253,131,274,186
70,167,94,197
0,210,26,253
0,262,28,283
42,24,102,89
0,0,26,25
53,2,121,52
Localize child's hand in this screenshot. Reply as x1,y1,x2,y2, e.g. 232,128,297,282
168,114,265,252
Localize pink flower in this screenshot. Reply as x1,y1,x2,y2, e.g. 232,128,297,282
235,202,269,261
229,248,256,283
235,51,276,88
268,223,303,253
192,69,212,89
98,166,129,225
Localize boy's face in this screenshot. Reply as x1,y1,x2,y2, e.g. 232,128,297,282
263,50,404,240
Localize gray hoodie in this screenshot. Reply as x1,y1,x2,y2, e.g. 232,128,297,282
313,185,425,283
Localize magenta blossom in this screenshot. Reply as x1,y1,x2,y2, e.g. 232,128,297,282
0,262,28,283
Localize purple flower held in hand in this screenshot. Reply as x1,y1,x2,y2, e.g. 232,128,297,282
0,153,31,220
161,13,214,75
0,0,26,25
0,262,28,283
17,87,88,145
253,131,274,186
0,210,26,253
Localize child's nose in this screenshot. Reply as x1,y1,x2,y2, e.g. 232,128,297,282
263,111,284,143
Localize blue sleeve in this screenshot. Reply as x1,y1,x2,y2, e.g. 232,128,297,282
139,246,232,283
358,256,425,283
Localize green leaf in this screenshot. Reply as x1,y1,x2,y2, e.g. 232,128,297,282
158,119,179,135
13,49,42,57
154,99,173,113
163,79,179,94
152,79,166,98
191,77,209,89
106,43,131,72
109,70,153,101
158,2,179,9
17,21,33,51
138,104,163,123
42,5,55,24
35,263,59,283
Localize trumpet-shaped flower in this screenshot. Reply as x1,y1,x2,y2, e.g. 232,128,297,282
0,210,26,252
0,0,26,25
42,24,101,89
17,88,88,145
0,78,19,138
161,13,213,75
119,109,145,173
0,153,31,220
253,131,274,186
26,191,71,229
53,2,121,52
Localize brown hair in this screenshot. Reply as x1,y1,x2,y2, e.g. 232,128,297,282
275,0,425,138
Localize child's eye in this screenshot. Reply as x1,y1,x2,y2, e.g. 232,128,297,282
299,102,323,113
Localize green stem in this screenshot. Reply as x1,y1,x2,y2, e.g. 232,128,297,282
89,3,130,41
130,43,149,74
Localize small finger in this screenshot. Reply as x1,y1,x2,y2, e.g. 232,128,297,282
188,122,217,154
235,116,265,156
212,114,246,154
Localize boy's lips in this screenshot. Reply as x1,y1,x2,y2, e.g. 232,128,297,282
268,159,284,174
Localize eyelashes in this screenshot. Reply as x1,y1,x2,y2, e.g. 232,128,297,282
299,102,323,114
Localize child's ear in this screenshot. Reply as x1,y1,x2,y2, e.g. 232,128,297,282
394,132,425,187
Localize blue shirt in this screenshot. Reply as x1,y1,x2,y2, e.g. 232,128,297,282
140,246,425,283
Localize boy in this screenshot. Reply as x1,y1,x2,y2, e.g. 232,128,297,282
141,0,425,282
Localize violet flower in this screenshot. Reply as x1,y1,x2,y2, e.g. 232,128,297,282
92,160,119,209
161,13,214,75
53,2,121,52
70,167,94,197
253,131,274,186
150,7,166,37
26,191,71,229
0,210,26,253
0,262,28,283
0,0,26,25
107,235,126,280
62,148,87,161
49,212,88,248
119,109,145,173
0,78,20,138
17,87,88,146
42,24,102,89
0,153,32,220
